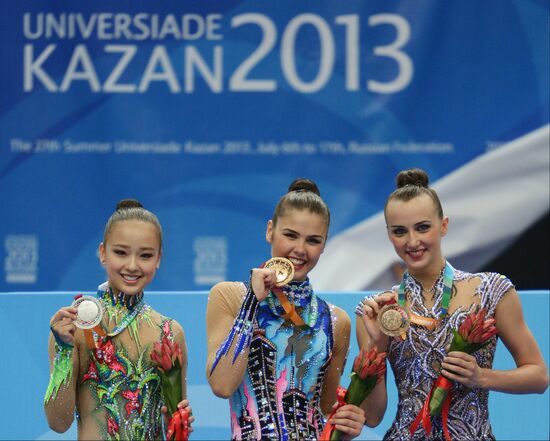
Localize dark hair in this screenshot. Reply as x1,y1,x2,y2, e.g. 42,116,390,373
384,168,444,219
103,198,163,250
272,178,330,227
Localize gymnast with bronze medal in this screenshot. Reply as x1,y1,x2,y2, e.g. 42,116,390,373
354,168,548,440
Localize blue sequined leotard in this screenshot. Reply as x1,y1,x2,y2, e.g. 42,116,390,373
210,278,341,440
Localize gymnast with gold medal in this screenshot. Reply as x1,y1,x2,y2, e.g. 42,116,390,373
206,178,366,440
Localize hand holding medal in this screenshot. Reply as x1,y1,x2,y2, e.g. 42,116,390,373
378,298,410,338
49,294,106,348
71,295,104,329
258,257,308,330
263,257,294,287
49,306,79,347
360,291,409,343
251,257,294,301
373,263,455,341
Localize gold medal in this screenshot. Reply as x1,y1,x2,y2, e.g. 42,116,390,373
378,303,410,337
264,257,295,286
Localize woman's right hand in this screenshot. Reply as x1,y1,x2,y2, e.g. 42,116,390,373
49,306,78,346
360,291,395,350
250,268,277,302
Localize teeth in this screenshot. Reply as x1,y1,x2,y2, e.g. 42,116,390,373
289,257,305,265
123,275,139,281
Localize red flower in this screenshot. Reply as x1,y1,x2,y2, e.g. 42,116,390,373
355,348,386,381
411,307,498,441
458,308,497,346
321,348,387,441
151,336,183,374
150,329,185,440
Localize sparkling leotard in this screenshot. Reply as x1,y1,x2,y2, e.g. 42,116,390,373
357,269,513,440
209,279,350,440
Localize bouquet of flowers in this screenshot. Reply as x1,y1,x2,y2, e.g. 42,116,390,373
321,347,387,441
410,308,497,441
150,335,189,441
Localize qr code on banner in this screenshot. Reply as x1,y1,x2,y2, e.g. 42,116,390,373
4,234,39,283
193,236,227,286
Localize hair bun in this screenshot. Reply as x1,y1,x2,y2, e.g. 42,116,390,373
116,198,143,211
288,178,321,196
396,168,429,189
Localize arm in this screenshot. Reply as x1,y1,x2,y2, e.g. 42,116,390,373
320,306,351,415
442,288,549,393
320,307,367,439
206,269,277,398
44,306,80,433
206,281,259,398
355,292,395,427
172,322,188,401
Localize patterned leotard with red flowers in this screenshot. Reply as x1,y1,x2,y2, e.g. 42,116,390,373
79,285,177,440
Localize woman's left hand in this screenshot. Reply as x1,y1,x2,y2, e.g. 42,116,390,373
441,351,486,389
329,404,366,440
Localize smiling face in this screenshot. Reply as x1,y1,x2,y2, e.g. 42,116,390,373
385,193,448,277
266,208,327,281
99,219,161,295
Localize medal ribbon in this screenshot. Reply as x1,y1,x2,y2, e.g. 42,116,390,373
83,288,146,349
99,287,146,338
271,286,309,330
398,262,454,329
260,260,310,330
166,407,189,441
319,385,347,440
410,376,452,441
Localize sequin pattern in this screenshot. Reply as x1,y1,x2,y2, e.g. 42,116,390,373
357,270,513,440
228,278,334,440
80,288,177,440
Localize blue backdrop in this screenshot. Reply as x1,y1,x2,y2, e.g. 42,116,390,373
1,1,549,292
1,3,548,437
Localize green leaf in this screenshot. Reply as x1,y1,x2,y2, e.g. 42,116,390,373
343,375,377,407
429,387,449,416
449,330,467,352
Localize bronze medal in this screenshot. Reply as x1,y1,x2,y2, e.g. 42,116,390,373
264,257,295,286
378,303,410,337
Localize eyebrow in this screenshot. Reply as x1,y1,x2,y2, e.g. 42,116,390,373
282,228,324,239
112,244,156,251
389,220,432,228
